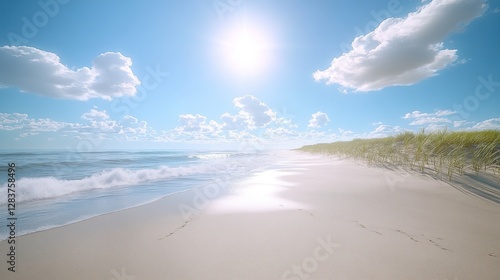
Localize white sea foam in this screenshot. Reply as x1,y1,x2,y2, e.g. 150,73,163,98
0,163,235,204
0,150,276,241
188,153,233,160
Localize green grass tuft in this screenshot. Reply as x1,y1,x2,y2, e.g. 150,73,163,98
299,130,500,181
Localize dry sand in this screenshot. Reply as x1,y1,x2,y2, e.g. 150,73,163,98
1,151,499,279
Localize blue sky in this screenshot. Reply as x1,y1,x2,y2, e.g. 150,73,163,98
0,0,499,150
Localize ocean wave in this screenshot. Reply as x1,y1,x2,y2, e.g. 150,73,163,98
188,153,234,160
0,163,235,204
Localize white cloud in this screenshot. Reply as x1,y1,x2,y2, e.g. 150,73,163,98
118,115,152,140
81,109,110,121
220,112,247,130
425,123,449,132
308,111,330,128
0,113,29,130
435,109,456,117
178,114,209,132
402,109,500,132
0,112,76,136
221,94,276,130
369,124,405,138
175,114,221,141
470,118,500,130
167,95,278,143
275,117,297,128
79,109,119,133
0,46,140,100
313,0,486,92
264,127,299,140
338,128,354,137
167,96,336,146
403,111,432,119
409,117,451,125
0,110,156,141
453,120,471,128
226,130,257,141
403,109,457,125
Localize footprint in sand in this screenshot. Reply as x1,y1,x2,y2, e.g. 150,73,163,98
298,208,314,217
396,229,419,243
351,220,383,235
159,218,195,240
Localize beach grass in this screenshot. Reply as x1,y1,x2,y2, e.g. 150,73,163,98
299,130,500,181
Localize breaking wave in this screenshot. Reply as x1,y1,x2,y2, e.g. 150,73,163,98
188,153,234,160
0,163,235,204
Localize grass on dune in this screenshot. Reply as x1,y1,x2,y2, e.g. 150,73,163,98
299,130,500,181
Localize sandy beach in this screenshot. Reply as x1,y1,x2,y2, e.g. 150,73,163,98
1,151,499,280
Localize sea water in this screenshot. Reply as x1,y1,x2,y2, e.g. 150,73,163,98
0,150,277,240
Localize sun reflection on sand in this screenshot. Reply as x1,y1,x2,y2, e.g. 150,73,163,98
207,169,307,213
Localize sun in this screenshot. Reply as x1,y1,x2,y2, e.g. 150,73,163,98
219,23,272,75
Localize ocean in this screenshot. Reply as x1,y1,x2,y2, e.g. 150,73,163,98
0,150,278,240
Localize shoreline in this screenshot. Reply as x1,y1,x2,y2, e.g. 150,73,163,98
0,188,186,242
0,150,271,242
1,151,499,279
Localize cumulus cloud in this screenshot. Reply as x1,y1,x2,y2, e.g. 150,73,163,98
264,127,299,140
453,120,471,128
308,111,330,128
178,114,209,132
275,117,297,129
78,109,119,133
470,118,500,130
0,46,140,100
176,114,221,139
221,94,276,130
81,109,110,121
409,117,451,125
403,109,456,119
0,113,29,131
220,112,248,130
313,0,486,92
0,112,76,136
369,124,405,138
0,110,155,140
403,109,457,125
338,128,354,137
118,115,151,137
169,95,278,142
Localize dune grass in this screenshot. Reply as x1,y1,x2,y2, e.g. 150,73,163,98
299,130,500,181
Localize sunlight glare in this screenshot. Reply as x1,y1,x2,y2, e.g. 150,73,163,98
221,23,271,75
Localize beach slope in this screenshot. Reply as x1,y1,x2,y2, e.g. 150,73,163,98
1,151,499,279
